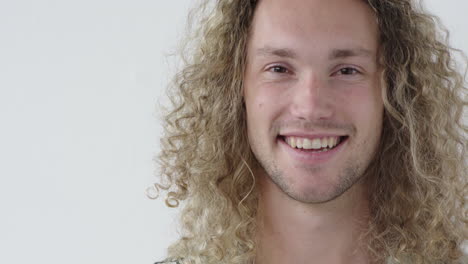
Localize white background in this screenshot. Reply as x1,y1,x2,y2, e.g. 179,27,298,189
0,1,466,264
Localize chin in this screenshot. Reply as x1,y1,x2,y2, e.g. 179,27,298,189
273,162,365,204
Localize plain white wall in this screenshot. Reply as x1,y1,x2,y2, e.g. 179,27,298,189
0,1,466,264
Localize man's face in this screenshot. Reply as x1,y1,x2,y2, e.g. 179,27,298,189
243,0,384,203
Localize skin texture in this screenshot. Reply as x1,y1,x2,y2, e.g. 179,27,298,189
243,0,384,263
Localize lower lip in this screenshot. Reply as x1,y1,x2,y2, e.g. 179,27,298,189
278,137,348,164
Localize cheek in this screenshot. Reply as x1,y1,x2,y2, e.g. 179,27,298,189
338,84,384,130
245,91,266,130
245,97,271,131
245,87,289,146
246,83,285,117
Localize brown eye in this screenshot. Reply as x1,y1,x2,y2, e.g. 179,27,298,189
338,67,359,75
269,65,289,73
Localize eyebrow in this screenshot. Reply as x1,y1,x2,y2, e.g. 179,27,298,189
329,48,373,60
255,46,299,59
254,46,374,60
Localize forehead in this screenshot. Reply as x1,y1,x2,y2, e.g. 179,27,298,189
248,0,379,58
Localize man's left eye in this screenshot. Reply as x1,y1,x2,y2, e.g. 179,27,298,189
337,67,360,75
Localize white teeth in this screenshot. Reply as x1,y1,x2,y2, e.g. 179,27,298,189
284,136,342,150
321,138,328,148
311,138,321,149
290,137,296,148
296,138,303,148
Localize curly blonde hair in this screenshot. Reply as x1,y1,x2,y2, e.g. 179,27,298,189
151,0,468,263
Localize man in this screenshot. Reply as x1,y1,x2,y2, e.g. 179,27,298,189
152,0,467,263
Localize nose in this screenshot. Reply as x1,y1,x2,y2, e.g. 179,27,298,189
290,73,334,120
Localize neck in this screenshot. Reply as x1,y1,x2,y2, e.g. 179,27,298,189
254,173,372,264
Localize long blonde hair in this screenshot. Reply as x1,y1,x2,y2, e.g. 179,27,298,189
151,0,468,263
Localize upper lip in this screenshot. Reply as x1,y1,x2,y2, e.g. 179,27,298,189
279,132,347,140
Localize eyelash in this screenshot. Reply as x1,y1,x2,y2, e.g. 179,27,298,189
266,65,362,76
267,65,290,74
336,67,361,76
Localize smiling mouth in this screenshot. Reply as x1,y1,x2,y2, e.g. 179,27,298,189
278,135,349,153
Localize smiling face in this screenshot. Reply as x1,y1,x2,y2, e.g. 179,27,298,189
243,0,384,203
